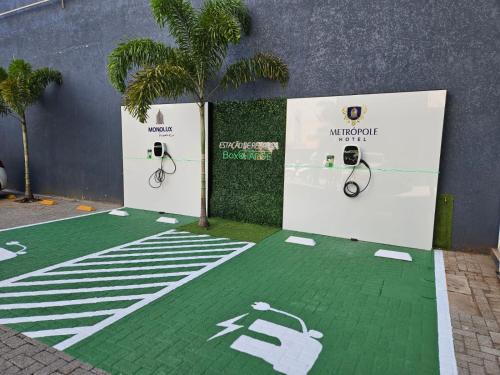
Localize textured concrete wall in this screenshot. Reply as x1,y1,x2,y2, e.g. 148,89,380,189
0,0,498,249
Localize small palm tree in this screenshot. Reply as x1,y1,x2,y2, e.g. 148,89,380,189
0,60,62,202
107,0,288,227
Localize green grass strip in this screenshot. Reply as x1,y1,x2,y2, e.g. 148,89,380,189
177,217,280,243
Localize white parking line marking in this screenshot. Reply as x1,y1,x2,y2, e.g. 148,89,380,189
44,263,211,275
0,230,179,287
24,327,91,339
0,294,151,310
70,255,225,266
117,242,247,251
0,229,255,351
0,309,121,324
143,235,210,240
152,231,190,237
0,282,173,298
96,248,241,258
138,238,227,245
6,271,193,286
54,241,254,350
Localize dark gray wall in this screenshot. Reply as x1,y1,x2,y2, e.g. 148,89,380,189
0,0,498,249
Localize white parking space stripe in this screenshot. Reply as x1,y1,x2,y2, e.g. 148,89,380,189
54,242,255,350
44,263,211,275
0,309,121,324
144,235,210,240
0,282,173,298
24,327,91,339
152,231,190,237
117,242,247,251
69,255,225,266
0,229,178,287
96,248,240,258
0,229,255,351
137,238,227,245
0,294,152,310
6,271,193,286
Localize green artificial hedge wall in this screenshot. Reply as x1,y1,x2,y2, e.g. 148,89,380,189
209,98,287,227
433,193,454,250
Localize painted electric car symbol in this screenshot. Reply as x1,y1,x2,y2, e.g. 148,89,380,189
0,241,28,262
208,302,323,375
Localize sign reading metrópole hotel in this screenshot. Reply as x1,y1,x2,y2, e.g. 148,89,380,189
330,105,379,142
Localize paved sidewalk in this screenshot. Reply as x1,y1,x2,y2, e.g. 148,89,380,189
0,325,109,375
444,250,500,375
0,192,120,230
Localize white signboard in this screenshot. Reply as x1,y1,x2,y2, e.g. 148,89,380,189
122,103,208,217
283,91,446,250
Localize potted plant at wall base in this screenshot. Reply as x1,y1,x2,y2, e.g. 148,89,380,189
107,0,288,228
0,60,62,203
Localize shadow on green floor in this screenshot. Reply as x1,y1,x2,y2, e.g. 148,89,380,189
177,217,280,243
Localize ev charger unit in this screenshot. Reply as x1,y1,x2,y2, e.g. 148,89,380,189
343,144,361,166
149,141,176,188
342,144,372,198
153,142,167,157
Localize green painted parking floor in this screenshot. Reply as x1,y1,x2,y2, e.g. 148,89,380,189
0,210,438,374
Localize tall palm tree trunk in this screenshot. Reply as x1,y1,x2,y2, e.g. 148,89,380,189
20,113,33,200
198,103,209,228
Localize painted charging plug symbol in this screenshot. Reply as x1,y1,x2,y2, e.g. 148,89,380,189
208,301,323,375
0,241,28,262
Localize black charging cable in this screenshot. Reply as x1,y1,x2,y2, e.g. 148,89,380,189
343,159,372,198
148,152,177,189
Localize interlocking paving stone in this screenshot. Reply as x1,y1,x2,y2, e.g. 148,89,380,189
0,325,109,375
445,251,500,374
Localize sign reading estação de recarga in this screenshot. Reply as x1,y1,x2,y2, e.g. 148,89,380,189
219,141,279,161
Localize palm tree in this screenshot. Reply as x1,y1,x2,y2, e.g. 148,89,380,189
107,0,288,227
0,60,62,202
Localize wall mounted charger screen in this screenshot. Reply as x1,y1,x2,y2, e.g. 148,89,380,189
282,91,447,250
121,103,208,217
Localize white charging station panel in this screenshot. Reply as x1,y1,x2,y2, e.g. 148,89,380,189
283,90,446,250
121,103,208,217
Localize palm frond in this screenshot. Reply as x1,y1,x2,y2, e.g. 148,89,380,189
209,0,250,34
192,0,250,79
8,59,32,79
0,67,7,82
151,0,196,52
220,52,289,90
197,0,242,45
0,68,9,115
0,78,25,115
0,61,62,116
0,96,10,117
28,68,63,101
108,39,183,93
124,64,194,122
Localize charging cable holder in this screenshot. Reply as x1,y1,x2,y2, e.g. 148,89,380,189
342,144,372,198
149,142,177,188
